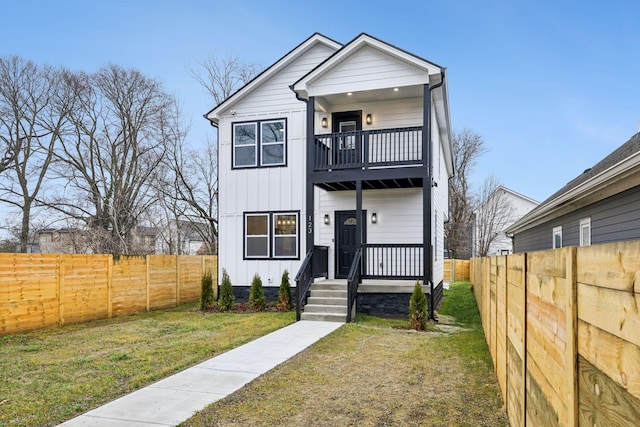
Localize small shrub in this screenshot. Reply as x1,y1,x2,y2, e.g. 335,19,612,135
200,271,214,310
409,281,428,331
218,269,235,311
277,270,293,311
248,274,266,311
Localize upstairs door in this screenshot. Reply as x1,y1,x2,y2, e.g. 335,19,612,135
332,111,362,166
335,210,366,279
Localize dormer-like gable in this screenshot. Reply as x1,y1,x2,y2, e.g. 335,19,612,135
206,33,341,125
292,33,443,100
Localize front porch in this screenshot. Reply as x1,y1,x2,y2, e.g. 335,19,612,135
296,277,443,322
295,243,442,322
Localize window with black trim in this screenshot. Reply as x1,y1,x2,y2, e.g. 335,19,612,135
244,211,299,259
233,119,286,168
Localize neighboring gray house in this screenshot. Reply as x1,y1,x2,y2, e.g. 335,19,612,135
506,132,640,252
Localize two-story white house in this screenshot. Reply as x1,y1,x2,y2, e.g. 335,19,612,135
206,33,454,321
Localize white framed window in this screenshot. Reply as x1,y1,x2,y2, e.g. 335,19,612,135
233,119,286,168
233,122,257,167
273,212,299,258
245,213,269,258
552,226,562,249
579,218,591,247
244,211,299,260
261,120,286,166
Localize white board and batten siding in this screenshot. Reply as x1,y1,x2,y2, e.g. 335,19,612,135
217,43,337,287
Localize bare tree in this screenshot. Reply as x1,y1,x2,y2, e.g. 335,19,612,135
190,55,260,105
445,128,486,259
48,65,180,255
0,57,73,252
472,176,515,257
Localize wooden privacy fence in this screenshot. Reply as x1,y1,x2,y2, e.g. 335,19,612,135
0,254,217,336
443,258,470,282
471,242,640,426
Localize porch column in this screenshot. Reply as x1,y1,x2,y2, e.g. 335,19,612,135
305,97,315,255
423,83,435,320
356,179,363,278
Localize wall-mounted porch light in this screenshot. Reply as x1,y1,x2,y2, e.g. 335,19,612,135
365,114,372,125
324,214,330,225
371,212,378,224
321,117,328,128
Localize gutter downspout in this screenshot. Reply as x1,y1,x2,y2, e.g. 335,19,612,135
427,70,446,321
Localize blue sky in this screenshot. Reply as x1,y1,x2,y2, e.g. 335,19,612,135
1,0,639,203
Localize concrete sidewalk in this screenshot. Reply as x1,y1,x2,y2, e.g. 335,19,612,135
59,320,343,427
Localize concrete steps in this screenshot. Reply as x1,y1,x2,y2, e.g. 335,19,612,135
300,280,348,322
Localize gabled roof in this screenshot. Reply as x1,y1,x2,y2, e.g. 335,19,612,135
507,132,640,234
474,185,538,214
205,33,342,124
291,32,444,100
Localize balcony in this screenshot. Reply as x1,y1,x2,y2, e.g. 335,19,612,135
311,126,426,190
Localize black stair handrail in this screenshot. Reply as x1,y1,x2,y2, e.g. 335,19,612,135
346,248,362,323
294,246,330,321
295,249,314,321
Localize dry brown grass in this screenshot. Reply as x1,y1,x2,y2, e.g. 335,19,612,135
182,308,508,426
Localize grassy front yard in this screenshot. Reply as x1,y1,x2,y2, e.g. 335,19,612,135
0,305,295,426
182,282,508,426
1,282,506,426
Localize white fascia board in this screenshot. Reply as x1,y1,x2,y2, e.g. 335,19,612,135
206,34,341,123
507,151,640,234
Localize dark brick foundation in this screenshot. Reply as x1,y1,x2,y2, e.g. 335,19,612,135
230,286,280,304
356,293,411,317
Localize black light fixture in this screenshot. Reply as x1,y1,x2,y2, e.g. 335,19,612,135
366,113,372,125
371,212,377,224
321,117,328,128
323,214,330,225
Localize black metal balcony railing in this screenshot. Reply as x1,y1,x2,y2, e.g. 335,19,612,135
313,126,423,170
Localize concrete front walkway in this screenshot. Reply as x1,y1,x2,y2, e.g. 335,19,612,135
59,320,343,427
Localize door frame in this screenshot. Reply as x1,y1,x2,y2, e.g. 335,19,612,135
331,110,362,133
334,209,367,279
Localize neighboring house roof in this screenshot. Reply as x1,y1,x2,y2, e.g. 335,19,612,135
205,32,342,124
507,132,640,234
474,185,539,214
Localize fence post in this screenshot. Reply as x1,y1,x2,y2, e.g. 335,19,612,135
146,254,151,312
176,255,181,307
566,246,578,427
107,254,113,319
58,254,65,326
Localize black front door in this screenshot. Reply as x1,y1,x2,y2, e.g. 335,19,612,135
335,210,366,279
332,111,362,166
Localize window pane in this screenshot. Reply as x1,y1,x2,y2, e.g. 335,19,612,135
247,237,268,257
235,146,256,166
274,214,296,235
246,215,268,235
262,144,284,165
554,234,562,248
274,236,296,257
235,124,256,145
261,121,284,143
